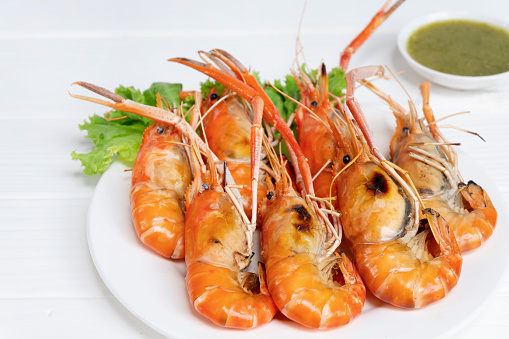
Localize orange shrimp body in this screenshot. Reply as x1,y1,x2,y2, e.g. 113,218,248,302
389,82,497,252
261,186,365,329
184,170,277,328
295,70,339,207
130,123,192,258
201,89,268,218
336,158,462,308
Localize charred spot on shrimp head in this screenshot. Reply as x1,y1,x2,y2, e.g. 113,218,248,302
290,205,311,221
365,172,389,197
419,218,429,229
294,223,310,232
286,204,312,232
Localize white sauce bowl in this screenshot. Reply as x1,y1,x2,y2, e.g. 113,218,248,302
397,12,509,90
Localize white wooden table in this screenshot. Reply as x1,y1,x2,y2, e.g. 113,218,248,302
1,0,508,338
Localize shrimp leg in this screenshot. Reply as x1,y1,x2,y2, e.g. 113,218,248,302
339,0,406,71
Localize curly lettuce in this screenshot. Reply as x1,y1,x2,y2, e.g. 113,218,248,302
72,83,182,175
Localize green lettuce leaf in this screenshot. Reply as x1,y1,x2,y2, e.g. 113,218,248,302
71,114,148,175
328,67,347,98
72,82,183,175
143,82,183,109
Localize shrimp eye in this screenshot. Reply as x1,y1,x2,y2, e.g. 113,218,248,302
202,184,209,190
266,191,274,200
156,126,164,134
343,155,351,164
210,93,219,100
402,127,409,133
310,101,318,107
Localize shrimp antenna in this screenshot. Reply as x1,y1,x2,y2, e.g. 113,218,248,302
436,125,486,142
426,110,485,142
428,111,470,124
293,2,314,83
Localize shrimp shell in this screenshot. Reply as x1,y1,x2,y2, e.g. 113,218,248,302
130,123,192,258
387,81,498,252
262,189,365,329
294,66,340,208
185,187,277,329
201,90,268,218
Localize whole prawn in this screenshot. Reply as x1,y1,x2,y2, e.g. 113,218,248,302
184,145,277,328
362,79,497,252
261,145,365,329
332,66,462,308
185,88,278,328
130,120,192,258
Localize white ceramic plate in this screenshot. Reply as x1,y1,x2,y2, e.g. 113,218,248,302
87,107,509,339
397,11,509,90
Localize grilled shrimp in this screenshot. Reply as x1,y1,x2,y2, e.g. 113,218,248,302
364,80,497,252
261,149,365,329
199,88,268,218
184,91,277,328
130,122,192,258
184,151,277,328
332,66,462,308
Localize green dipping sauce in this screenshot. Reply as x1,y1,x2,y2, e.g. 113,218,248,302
407,19,509,76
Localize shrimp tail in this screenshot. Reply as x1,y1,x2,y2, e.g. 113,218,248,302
423,208,459,256
452,181,498,251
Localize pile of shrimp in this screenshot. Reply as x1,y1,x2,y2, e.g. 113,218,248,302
71,0,497,330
